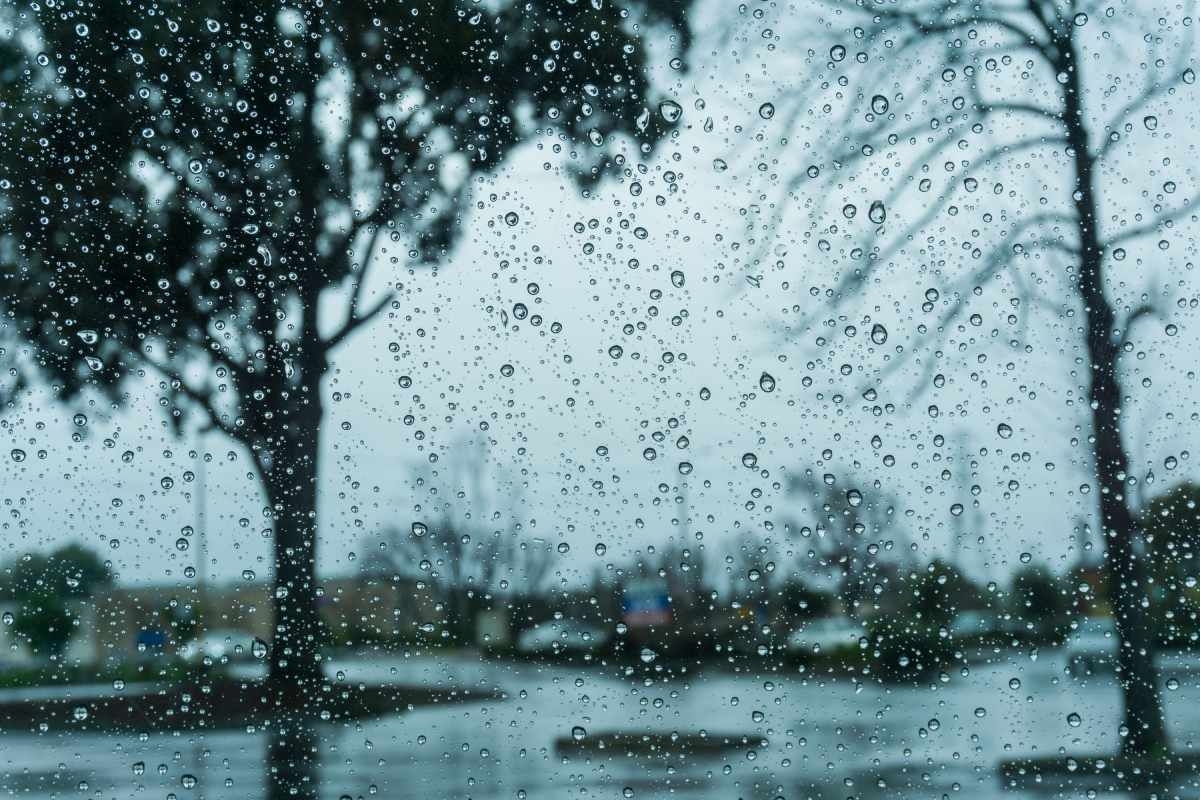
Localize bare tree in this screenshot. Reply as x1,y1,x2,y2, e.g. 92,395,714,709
784,469,907,616
758,0,1196,756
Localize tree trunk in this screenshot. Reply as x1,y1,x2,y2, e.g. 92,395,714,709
1061,39,1168,757
266,720,319,800
260,384,326,710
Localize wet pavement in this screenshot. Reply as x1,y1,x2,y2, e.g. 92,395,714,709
3,647,1200,799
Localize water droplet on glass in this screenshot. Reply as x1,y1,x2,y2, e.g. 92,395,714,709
658,101,683,123
759,372,776,392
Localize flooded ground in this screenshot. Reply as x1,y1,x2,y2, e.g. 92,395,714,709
3,648,1199,799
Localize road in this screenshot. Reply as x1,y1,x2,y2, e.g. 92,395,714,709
2,647,1199,799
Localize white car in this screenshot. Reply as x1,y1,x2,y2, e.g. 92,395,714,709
516,621,609,655
949,610,997,638
179,629,261,664
787,618,864,655
1065,616,1117,676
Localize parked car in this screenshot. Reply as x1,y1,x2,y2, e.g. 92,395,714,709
949,610,997,639
516,621,610,656
1065,616,1116,677
179,628,261,664
786,617,864,655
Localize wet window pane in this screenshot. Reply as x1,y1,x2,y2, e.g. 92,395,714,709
0,0,1197,797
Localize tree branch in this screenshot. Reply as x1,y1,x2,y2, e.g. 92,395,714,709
1113,303,1158,346
1101,193,1200,251
323,219,394,352
324,291,394,352
140,350,240,440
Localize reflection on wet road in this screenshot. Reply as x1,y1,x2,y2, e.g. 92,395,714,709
3,649,1199,799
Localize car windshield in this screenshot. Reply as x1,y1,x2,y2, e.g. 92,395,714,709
1,0,1197,797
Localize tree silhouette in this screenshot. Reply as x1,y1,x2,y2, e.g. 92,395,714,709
2,544,112,660
758,0,1195,757
1142,482,1200,644
785,468,908,617
0,0,688,705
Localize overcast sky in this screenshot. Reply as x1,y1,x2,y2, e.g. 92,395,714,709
1,0,1198,592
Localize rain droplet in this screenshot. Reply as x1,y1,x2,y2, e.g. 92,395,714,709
670,270,685,288
870,95,889,114
870,323,888,345
868,201,886,224
997,423,1013,439
759,372,776,393
758,102,775,120
741,453,758,468
658,101,683,123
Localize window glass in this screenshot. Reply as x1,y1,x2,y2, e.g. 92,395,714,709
0,0,1196,797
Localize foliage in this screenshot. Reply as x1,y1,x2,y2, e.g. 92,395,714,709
865,616,955,684
1010,563,1069,638
0,1,686,415
1143,483,1200,644
10,594,75,659
0,0,687,692
1,544,112,659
